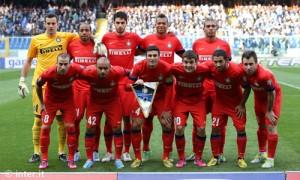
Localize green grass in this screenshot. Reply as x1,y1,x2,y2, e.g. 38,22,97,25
0,68,300,172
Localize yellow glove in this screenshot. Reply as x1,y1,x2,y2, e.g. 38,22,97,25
18,77,29,98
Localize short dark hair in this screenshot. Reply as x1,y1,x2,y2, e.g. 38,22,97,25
146,45,160,55
44,13,58,22
57,53,71,62
212,49,228,60
203,18,218,27
156,13,168,23
78,22,91,31
241,50,258,63
113,11,128,22
183,50,198,60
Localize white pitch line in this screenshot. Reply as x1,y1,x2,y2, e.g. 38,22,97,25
278,81,300,90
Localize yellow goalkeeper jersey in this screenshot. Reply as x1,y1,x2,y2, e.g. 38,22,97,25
27,32,77,85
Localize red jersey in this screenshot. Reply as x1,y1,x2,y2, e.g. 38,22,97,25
171,63,208,102
140,33,184,64
81,65,127,101
205,61,245,109
192,37,231,63
244,64,281,101
102,32,141,69
68,39,98,90
130,60,172,98
40,63,83,103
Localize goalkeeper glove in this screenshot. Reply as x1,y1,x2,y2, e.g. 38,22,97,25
93,37,107,56
18,76,29,98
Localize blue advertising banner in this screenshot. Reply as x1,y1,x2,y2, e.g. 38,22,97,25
118,172,285,180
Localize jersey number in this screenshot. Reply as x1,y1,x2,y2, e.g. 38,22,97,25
212,117,220,127
88,116,97,126
42,115,49,124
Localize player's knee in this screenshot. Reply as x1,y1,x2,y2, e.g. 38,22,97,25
131,118,142,129
86,127,95,134
56,115,63,121
211,127,220,135
123,116,131,123
41,124,51,130
64,123,75,128
196,127,206,137
112,126,122,133
267,125,278,134
175,126,184,135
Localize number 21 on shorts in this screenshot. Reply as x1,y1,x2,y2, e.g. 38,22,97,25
212,116,220,127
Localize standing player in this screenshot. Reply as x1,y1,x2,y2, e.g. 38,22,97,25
242,50,281,168
18,13,77,163
189,18,232,162
100,11,142,162
205,49,249,168
171,50,209,168
139,13,185,161
36,53,83,169
129,46,174,168
80,57,127,169
68,23,99,162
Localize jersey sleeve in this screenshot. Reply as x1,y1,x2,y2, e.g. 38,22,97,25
262,73,276,92
27,37,37,59
174,37,185,55
129,62,142,81
66,32,78,42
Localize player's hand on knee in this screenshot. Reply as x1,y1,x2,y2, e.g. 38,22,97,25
266,111,278,126
235,104,245,119
18,77,29,98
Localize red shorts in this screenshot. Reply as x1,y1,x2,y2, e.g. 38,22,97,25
254,90,282,126
73,88,90,121
212,105,246,131
41,98,75,125
203,79,216,114
119,84,135,116
131,96,172,120
173,97,206,128
86,97,122,129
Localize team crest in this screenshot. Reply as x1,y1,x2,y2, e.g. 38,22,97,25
167,42,172,49
110,81,116,87
127,41,131,47
225,78,231,83
196,76,203,82
158,74,163,81
56,37,61,42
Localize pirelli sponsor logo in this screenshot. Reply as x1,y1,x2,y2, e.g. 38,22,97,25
40,45,63,54
250,85,265,91
108,49,132,55
198,55,212,61
177,81,202,88
93,87,113,93
51,83,72,89
74,57,97,64
160,51,172,57
215,81,232,89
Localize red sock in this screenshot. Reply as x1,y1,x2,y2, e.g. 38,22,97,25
93,125,101,152
175,134,185,160
237,132,247,159
210,134,220,157
123,120,131,153
104,122,113,153
67,126,76,161
85,132,94,160
267,133,278,158
162,130,174,159
195,135,206,159
220,126,227,154
74,119,80,151
257,127,267,152
40,128,51,161
142,117,153,151
113,131,123,160
131,129,142,160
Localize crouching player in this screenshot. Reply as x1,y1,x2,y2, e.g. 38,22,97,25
36,53,83,169
81,57,127,169
242,50,282,168
171,50,209,168
129,45,174,168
